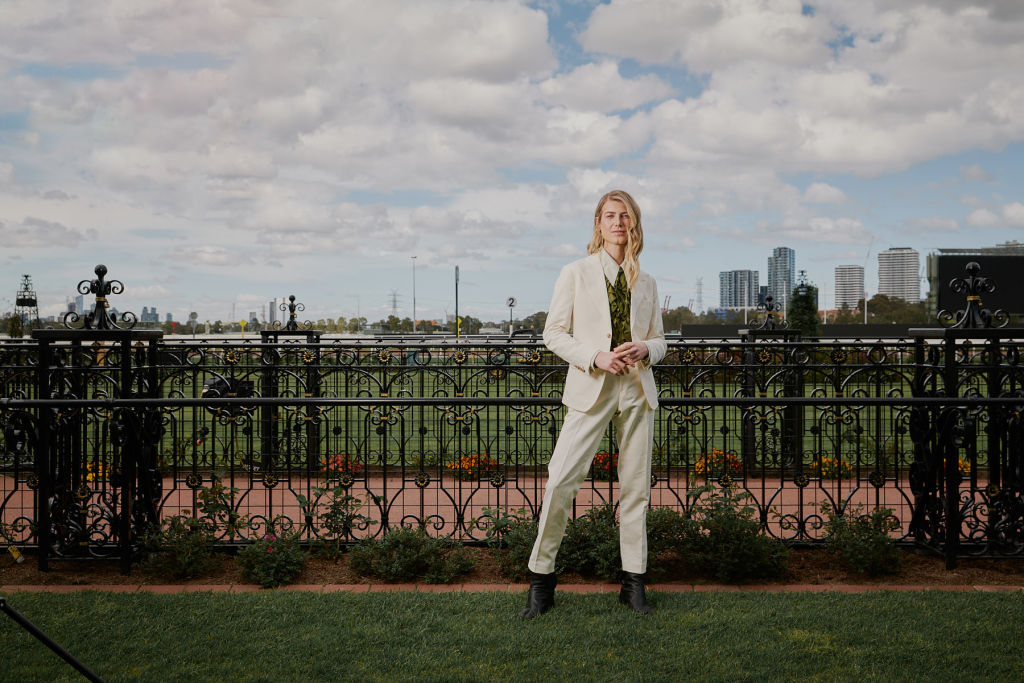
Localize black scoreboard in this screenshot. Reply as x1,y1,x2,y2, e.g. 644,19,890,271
933,254,1024,315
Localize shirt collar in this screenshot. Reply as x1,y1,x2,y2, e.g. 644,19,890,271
599,248,623,284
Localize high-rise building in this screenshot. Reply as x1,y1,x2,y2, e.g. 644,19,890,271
718,270,760,309
834,265,865,310
878,248,920,302
268,299,277,326
767,247,795,311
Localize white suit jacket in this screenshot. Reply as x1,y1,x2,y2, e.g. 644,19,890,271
543,252,666,412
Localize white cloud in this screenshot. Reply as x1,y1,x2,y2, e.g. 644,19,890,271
758,216,871,245
961,164,994,182
966,203,1024,227
906,216,959,232
966,208,1000,226
539,61,673,112
163,245,255,267
0,216,98,247
0,162,14,185
580,0,830,71
1002,202,1024,227
802,182,848,204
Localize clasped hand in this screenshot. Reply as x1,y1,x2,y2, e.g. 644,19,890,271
594,342,648,376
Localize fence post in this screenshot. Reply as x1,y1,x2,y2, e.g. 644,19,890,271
31,265,162,572
34,335,52,571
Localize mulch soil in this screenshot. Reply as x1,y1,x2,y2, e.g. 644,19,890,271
3,547,1024,588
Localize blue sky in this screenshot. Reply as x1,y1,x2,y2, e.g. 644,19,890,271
2,0,1023,325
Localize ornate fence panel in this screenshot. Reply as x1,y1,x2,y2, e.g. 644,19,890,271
1,264,1022,570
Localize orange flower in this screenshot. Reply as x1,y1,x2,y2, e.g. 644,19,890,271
321,454,364,474
448,453,498,481
810,457,853,480
695,449,742,476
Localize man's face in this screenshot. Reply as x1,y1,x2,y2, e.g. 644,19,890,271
597,198,631,247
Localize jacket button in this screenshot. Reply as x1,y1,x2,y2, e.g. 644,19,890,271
606,333,611,338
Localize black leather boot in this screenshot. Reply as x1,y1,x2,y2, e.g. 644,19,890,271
518,572,557,619
619,571,654,615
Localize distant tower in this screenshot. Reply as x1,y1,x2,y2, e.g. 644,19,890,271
695,277,703,313
768,246,796,313
15,274,41,330
834,265,865,310
878,247,920,302
389,290,400,317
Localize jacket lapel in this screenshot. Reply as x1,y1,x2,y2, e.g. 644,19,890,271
583,253,612,340
629,271,640,333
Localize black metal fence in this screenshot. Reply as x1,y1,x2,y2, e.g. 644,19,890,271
0,264,1022,572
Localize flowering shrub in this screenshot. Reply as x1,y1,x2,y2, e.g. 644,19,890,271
694,449,742,477
447,453,498,481
350,526,476,583
237,525,307,588
295,486,378,560
143,514,218,579
810,457,854,480
321,453,364,474
822,502,902,576
589,451,618,481
196,475,249,539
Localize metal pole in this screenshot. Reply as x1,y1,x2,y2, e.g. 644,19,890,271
454,266,460,339
0,598,105,682
412,256,417,333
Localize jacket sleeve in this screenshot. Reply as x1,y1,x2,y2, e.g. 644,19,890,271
543,264,603,371
643,277,667,366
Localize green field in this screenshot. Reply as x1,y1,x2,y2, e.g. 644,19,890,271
2,590,1022,681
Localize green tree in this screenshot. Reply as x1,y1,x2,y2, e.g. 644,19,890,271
346,317,366,334
520,310,547,332
5,315,24,338
863,294,928,324
661,305,700,333
458,316,482,335
832,303,861,324
788,281,820,337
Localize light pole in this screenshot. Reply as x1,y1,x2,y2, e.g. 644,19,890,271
411,256,417,333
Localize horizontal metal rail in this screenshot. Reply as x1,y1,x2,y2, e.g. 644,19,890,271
1,395,1021,408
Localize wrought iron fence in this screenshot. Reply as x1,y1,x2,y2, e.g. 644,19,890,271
0,263,1021,572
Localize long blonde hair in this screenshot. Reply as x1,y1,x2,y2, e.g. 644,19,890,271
587,189,644,289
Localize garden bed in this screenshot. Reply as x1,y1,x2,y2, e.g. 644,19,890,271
3,546,1024,588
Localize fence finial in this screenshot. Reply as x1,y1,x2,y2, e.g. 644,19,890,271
62,264,137,330
754,295,789,331
937,261,1007,329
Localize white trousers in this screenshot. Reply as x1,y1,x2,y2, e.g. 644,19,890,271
528,367,654,575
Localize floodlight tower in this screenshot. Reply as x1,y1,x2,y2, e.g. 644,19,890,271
15,274,40,330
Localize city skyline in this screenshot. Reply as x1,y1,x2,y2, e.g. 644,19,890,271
2,2,1024,324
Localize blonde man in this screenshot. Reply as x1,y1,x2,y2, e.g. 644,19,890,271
520,190,666,618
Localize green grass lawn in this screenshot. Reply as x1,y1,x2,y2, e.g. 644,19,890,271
2,590,1022,681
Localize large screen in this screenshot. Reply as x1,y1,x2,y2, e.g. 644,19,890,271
933,254,1024,315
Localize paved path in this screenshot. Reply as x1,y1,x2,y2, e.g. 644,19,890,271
2,583,1022,594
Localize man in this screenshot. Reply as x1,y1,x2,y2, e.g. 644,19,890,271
520,189,666,618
